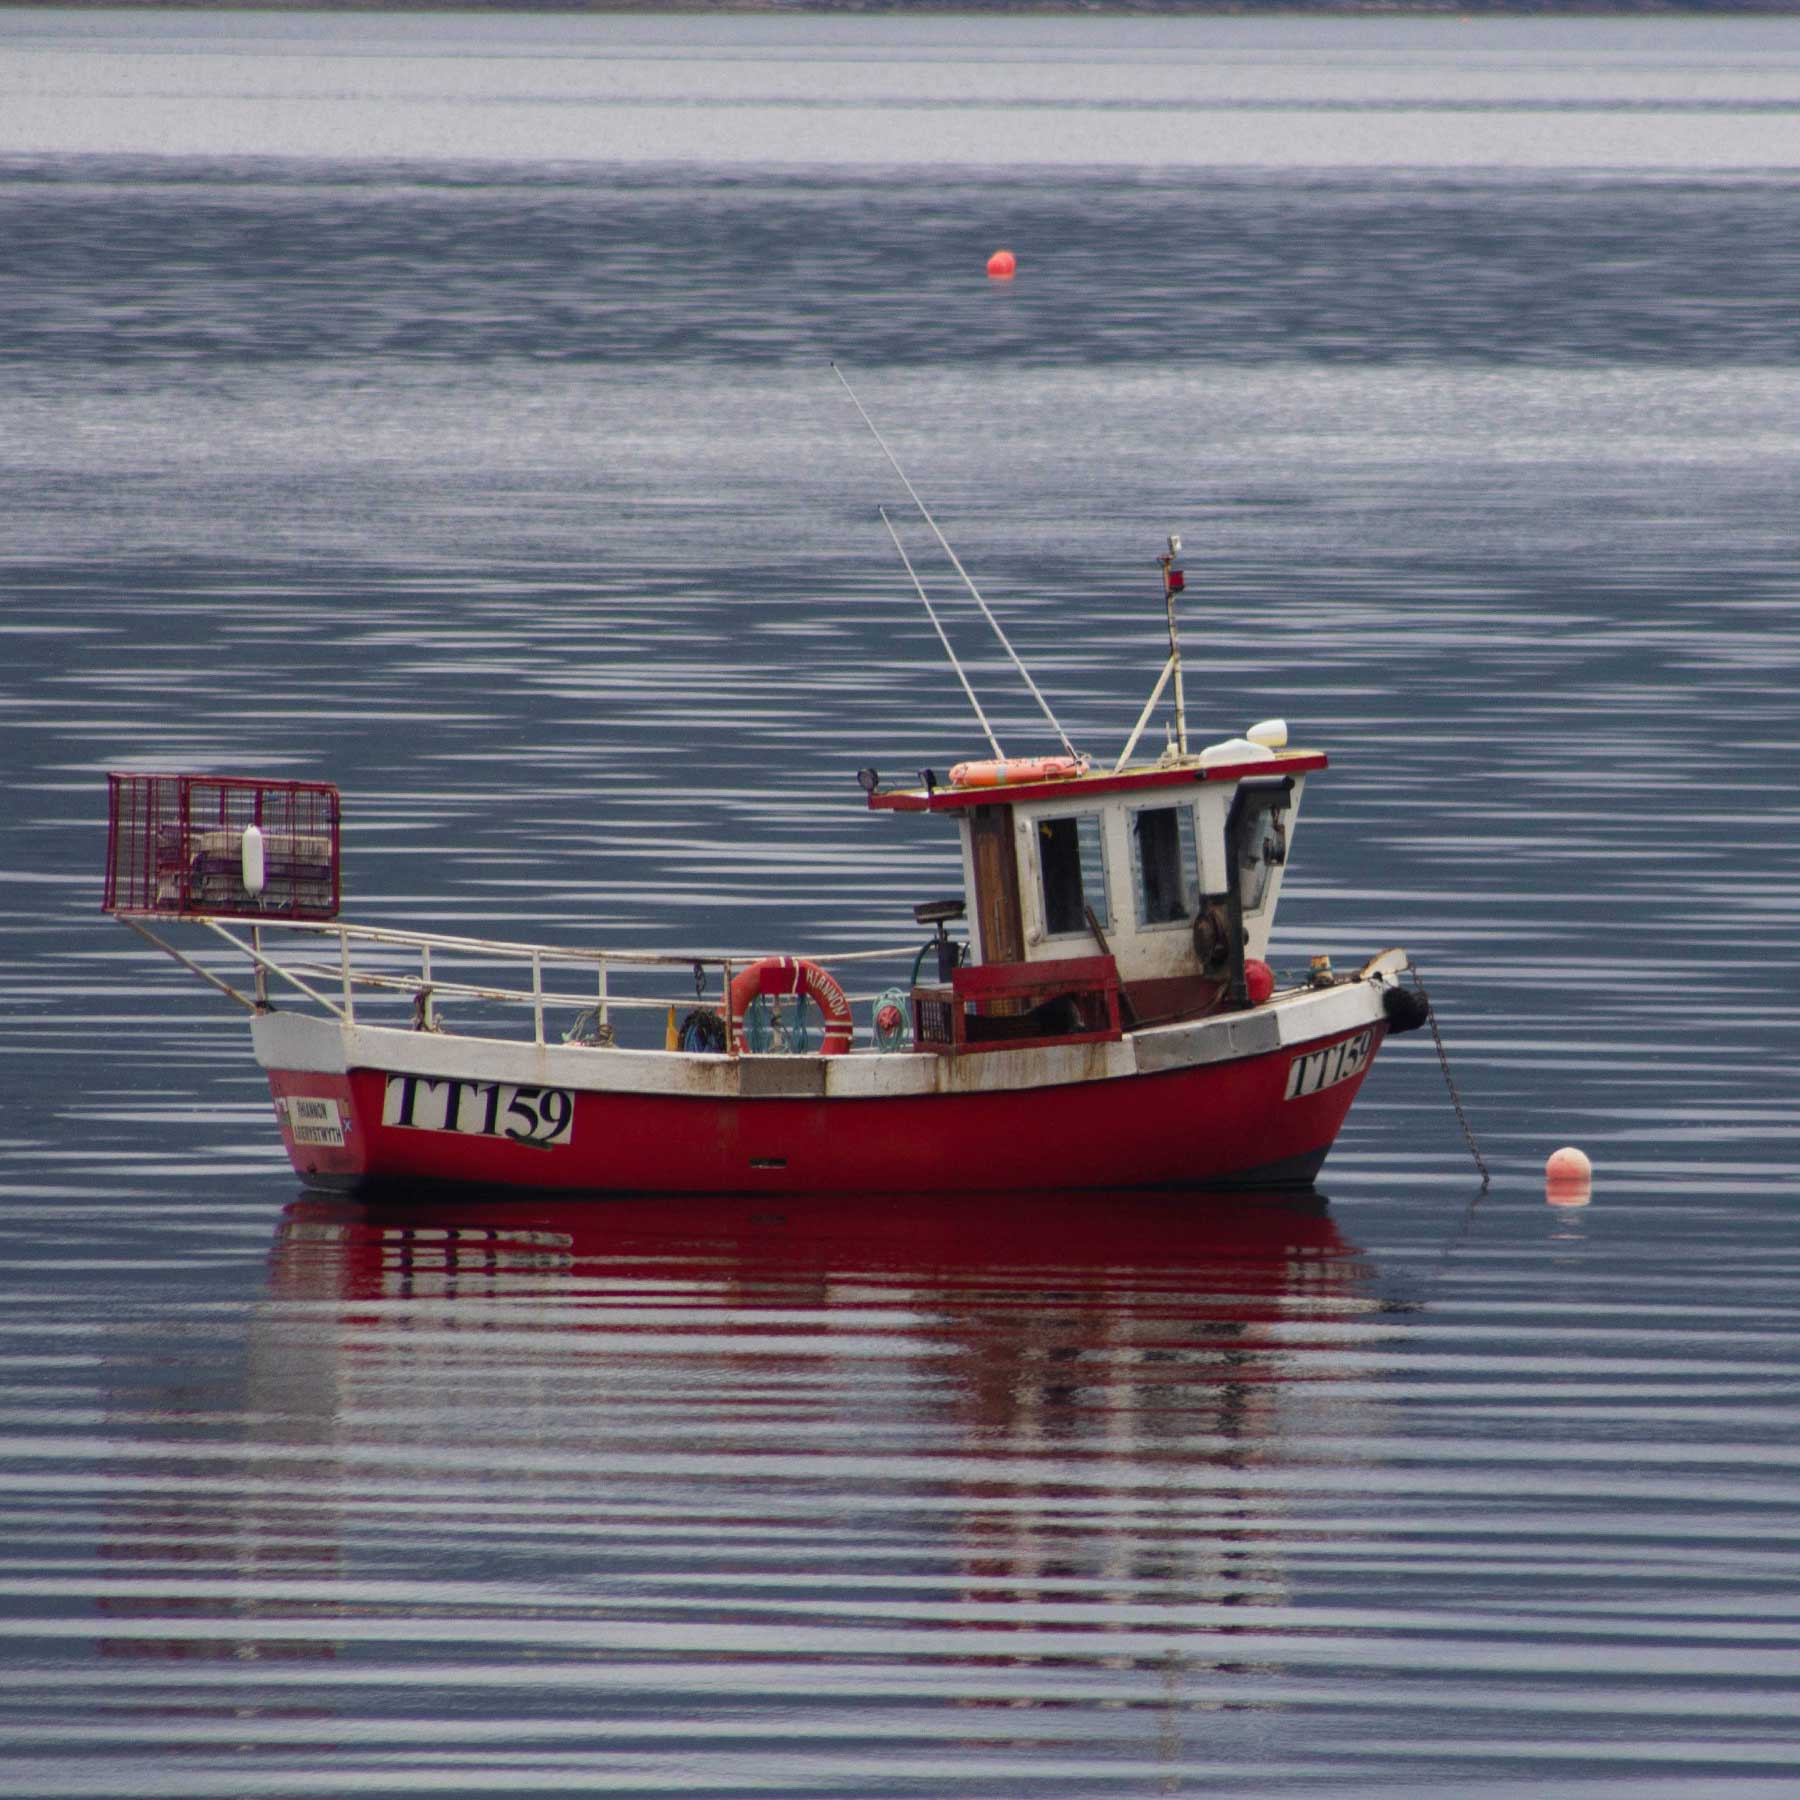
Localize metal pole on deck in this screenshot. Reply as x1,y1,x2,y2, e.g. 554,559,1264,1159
880,508,1004,761
833,362,1081,761
1159,536,1188,757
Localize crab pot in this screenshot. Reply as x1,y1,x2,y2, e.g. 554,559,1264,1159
104,773,341,921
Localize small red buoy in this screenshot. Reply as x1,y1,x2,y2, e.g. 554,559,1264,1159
986,248,1016,280
1545,1145,1593,1206
1244,958,1275,1006
1546,1146,1592,1183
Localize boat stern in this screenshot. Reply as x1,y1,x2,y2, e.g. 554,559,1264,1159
254,1011,366,1188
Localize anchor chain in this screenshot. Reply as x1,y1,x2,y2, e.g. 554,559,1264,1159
1408,964,1490,1189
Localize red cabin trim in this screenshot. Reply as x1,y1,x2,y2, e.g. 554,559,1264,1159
951,954,1117,1000
867,751,1327,813
912,954,1123,1057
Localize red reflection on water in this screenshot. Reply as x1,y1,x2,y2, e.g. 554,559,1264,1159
273,1186,1357,1301
258,1187,1382,1713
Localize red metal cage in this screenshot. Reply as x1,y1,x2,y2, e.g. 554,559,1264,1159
104,774,341,921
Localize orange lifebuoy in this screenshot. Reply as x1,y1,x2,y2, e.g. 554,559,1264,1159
948,754,1088,789
729,956,853,1055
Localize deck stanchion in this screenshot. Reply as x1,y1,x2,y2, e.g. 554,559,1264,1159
597,958,608,1033
340,927,355,1024
531,950,544,1045
723,958,735,1055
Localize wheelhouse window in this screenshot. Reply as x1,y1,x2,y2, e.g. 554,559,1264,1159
1038,813,1108,936
1132,803,1198,927
1236,794,1289,915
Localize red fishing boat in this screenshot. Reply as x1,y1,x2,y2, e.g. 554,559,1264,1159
102,394,1428,1199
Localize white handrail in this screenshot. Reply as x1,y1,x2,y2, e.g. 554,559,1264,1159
169,913,924,969
121,916,260,1014
185,918,346,1019
273,963,693,1012
130,912,952,1058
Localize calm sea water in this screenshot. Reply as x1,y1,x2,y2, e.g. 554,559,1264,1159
2,10,1799,1796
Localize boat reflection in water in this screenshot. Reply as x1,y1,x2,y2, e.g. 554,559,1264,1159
254,1187,1395,1730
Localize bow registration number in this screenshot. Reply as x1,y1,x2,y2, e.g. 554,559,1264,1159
1283,1029,1373,1101
382,1075,574,1146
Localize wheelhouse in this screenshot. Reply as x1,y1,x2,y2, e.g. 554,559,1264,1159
867,741,1325,1036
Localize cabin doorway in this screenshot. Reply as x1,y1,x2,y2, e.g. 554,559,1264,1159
967,804,1024,967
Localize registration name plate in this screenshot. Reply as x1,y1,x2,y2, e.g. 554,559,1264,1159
1283,1029,1373,1102
281,1094,346,1148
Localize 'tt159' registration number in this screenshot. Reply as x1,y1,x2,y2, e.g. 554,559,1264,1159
382,1075,574,1146
1283,1029,1373,1101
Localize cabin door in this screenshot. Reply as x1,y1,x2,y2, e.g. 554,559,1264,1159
967,804,1024,968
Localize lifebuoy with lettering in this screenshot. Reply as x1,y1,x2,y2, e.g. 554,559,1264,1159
729,956,853,1055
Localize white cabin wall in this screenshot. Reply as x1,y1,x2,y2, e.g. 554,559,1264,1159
1013,808,1052,955
956,818,984,962
1102,802,1196,983
992,770,1309,977
1193,786,1232,895
1010,789,1201,982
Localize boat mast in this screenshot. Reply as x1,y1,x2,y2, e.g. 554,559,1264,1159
1115,534,1189,771
1160,533,1188,757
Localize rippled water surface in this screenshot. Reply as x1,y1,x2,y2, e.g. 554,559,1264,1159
2,10,1799,1796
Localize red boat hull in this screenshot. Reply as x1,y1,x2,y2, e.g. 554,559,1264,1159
267,1018,1385,1197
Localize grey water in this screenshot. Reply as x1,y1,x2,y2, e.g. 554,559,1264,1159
3,9,1800,1795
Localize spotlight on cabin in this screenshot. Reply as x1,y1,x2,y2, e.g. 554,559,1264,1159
1168,533,1181,556
856,767,881,795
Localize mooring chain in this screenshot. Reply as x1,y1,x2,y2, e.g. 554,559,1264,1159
1408,964,1491,1189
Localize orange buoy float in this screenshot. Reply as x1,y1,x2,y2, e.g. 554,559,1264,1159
729,956,853,1055
948,754,1087,788
1545,1144,1593,1206
986,248,1016,279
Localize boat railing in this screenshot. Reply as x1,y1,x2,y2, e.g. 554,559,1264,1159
116,913,929,1055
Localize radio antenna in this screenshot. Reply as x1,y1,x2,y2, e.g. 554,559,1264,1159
833,362,1079,760
881,508,1004,761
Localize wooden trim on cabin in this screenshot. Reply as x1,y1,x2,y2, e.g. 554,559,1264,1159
966,804,1024,969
